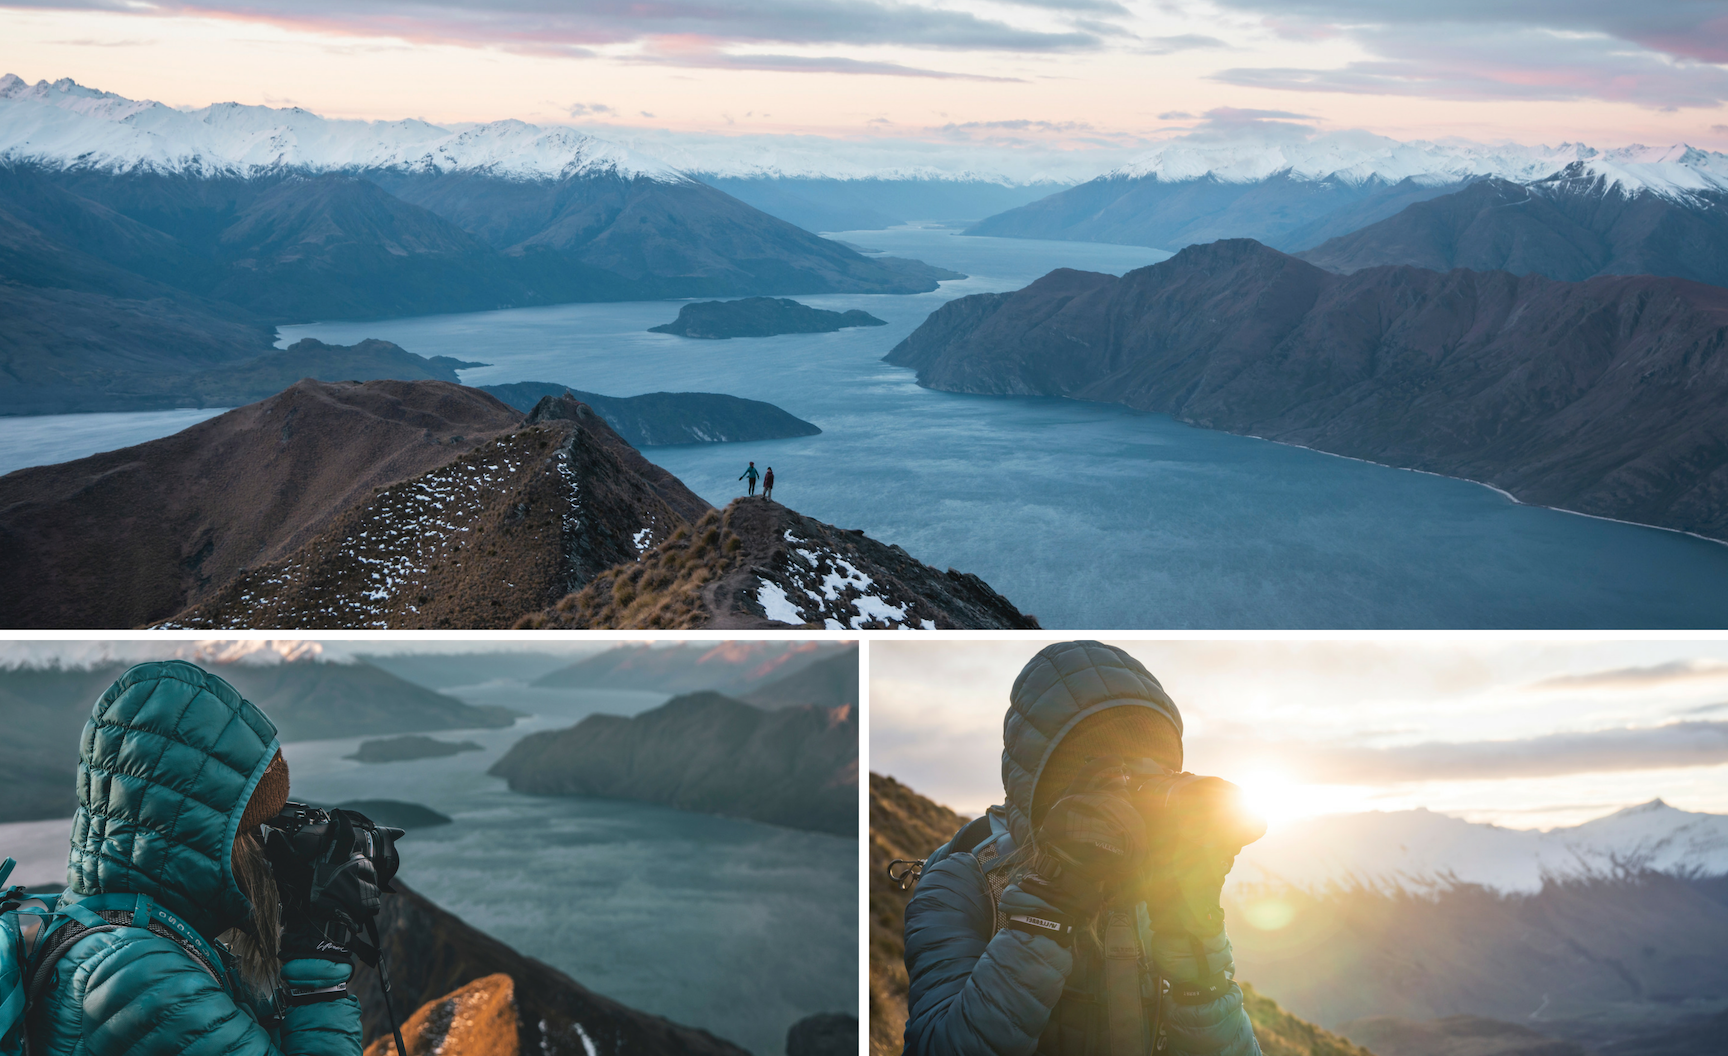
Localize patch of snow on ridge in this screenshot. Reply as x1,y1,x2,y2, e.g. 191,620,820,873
756,580,805,625
0,75,685,181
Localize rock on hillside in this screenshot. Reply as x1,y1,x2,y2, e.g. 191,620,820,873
648,296,886,338
489,690,857,836
351,883,748,1056
524,497,1040,630
161,396,707,628
481,382,821,447
889,238,1728,541
363,973,518,1056
866,773,1377,1056
0,378,522,628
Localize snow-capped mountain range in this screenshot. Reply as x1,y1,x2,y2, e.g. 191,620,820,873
8,74,1728,203
1111,134,1728,204
0,74,685,181
1232,799,1728,896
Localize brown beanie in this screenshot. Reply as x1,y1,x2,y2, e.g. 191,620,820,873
1032,706,1182,825
239,750,291,832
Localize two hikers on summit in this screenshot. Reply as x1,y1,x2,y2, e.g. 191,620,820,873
739,462,774,500
902,640,1264,1056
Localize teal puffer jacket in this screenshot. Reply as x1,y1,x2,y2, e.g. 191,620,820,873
903,641,1260,1056
31,661,362,1056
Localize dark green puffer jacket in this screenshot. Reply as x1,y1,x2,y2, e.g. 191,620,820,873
32,660,362,1056
903,640,1260,1056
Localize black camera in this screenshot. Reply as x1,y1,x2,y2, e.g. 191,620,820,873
261,802,405,944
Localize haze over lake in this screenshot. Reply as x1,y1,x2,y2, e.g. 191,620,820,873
9,226,1728,626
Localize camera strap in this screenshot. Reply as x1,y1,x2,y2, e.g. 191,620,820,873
363,917,409,1056
1103,907,1145,1056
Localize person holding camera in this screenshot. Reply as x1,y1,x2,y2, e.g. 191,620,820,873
902,641,1264,1056
17,660,387,1056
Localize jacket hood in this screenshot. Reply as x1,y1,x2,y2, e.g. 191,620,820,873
1001,640,1181,845
66,660,281,939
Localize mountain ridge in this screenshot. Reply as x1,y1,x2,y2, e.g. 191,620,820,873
887,238,1728,542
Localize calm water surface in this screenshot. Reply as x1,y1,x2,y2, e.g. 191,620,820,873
282,684,855,1056
7,225,1728,626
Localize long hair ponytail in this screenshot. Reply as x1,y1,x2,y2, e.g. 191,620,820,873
223,829,282,996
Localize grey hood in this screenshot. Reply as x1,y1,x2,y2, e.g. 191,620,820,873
1001,640,1182,846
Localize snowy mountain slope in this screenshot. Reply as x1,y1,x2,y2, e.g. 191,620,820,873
0,74,685,181
1232,799,1728,895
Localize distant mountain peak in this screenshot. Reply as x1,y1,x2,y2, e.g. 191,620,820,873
0,74,689,182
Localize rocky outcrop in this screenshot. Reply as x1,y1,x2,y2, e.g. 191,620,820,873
489,691,857,836
363,973,519,1056
786,1014,859,1056
483,382,821,447
351,883,749,1056
888,238,1728,540
0,378,522,628
648,297,886,338
161,396,705,628
524,498,1040,630
1298,169,1728,288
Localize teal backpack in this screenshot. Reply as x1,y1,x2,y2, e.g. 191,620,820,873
0,856,237,1055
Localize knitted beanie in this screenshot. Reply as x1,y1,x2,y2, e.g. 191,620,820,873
1031,705,1182,825
239,749,290,832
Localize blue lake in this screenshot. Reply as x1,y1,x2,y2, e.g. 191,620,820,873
6,224,1728,626
282,683,856,1056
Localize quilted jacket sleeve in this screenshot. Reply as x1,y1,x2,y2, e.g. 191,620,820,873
41,930,362,1056
1149,929,1260,1056
902,854,1073,1056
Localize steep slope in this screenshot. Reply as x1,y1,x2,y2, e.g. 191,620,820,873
204,173,529,321
481,381,821,447
532,640,847,696
0,378,522,628
743,645,860,710
162,396,706,628
1299,170,1728,288
352,882,749,1056
489,691,857,836
523,497,1040,630
0,656,513,822
699,175,1059,232
887,238,1728,541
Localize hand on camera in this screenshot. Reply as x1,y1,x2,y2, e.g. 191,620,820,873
278,911,354,966
1028,759,1148,915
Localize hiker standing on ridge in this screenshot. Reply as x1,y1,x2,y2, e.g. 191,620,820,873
740,461,760,497
6,661,369,1056
763,467,775,502
902,640,1266,1056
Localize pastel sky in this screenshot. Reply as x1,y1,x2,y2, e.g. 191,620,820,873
870,638,1728,831
2,0,1727,163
